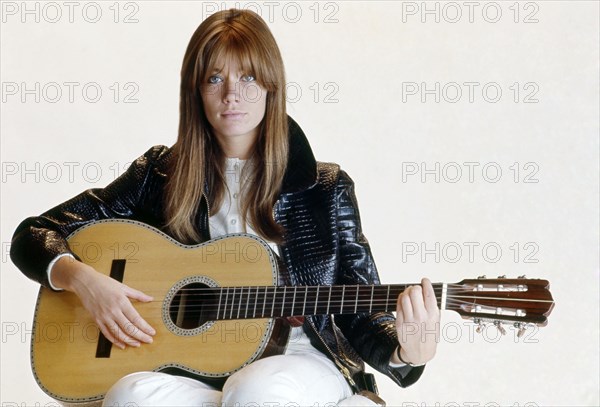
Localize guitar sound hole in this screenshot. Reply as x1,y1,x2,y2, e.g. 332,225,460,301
168,283,217,329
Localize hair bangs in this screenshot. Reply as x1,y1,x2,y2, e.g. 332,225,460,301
201,28,277,92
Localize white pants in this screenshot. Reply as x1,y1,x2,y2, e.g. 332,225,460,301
102,328,380,407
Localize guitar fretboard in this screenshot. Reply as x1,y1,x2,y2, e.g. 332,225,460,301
189,284,446,320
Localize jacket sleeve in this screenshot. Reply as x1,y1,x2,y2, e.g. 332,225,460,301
333,170,425,388
9,145,169,289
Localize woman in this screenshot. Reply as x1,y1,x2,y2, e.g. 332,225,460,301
10,9,439,406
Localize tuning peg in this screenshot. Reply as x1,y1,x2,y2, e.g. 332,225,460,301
514,322,527,337
494,321,506,335
518,274,526,278
477,275,486,279
498,275,506,278
474,318,485,333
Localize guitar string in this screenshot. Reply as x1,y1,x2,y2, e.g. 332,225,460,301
156,296,546,311
150,283,488,293
155,286,541,301
147,288,547,306
136,282,514,297
145,288,536,302
156,299,545,322
157,294,514,306
139,286,454,297
155,295,550,317
121,284,549,313
145,287,452,309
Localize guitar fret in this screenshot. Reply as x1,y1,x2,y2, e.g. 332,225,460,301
253,287,259,318
327,286,332,315
223,287,229,320
340,285,345,313
262,287,267,318
230,287,235,320
271,287,276,317
386,285,391,312
354,285,359,313
217,288,223,320
282,286,287,317
369,285,374,313
291,286,297,316
237,287,243,319
314,286,320,315
302,287,307,315
245,286,251,319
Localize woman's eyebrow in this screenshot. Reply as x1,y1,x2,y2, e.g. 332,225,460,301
209,67,252,75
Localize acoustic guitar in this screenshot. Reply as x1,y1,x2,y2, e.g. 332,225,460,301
30,219,555,402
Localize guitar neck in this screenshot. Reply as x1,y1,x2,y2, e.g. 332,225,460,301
200,283,446,321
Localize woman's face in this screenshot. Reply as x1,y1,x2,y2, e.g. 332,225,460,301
201,59,267,158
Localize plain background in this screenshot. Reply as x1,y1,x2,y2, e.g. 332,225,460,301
1,1,598,406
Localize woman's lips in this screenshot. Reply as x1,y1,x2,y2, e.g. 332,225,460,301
221,111,246,119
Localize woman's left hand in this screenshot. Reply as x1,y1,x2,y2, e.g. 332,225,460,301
393,277,440,365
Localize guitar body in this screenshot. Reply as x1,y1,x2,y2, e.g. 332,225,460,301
31,220,282,403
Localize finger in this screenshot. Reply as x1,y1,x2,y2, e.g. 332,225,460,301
117,327,142,347
97,321,126,350
400,289,414,321
109,317,141,347
113,313,147,346
104,310,141,347
124,285,154,303
408,285,426,319
122,306,156,341
395,296,405,325
421,278,439,312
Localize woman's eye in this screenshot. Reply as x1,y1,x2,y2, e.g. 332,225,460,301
241,74,255,82
207,75,222,84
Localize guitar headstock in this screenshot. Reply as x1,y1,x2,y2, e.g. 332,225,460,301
444,276,555,336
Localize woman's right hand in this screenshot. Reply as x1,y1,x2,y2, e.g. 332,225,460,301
51,255,156,349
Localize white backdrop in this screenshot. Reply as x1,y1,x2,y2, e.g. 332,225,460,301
1,1,598,406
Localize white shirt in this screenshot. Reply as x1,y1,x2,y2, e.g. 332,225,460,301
209,158,315,355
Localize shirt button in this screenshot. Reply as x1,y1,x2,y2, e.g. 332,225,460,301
230,219,237,225
233,192,239,199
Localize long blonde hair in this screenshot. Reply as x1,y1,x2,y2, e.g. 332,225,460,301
164,9,288,244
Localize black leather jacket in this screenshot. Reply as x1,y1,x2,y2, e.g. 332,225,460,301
10,117,424,392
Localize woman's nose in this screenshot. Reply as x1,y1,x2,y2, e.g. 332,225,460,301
222,79,240,103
